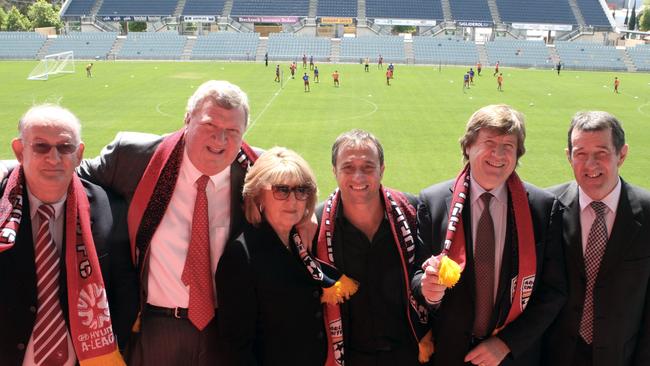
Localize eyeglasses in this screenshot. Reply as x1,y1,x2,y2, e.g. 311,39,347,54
271,184,313,201
28,142,78,155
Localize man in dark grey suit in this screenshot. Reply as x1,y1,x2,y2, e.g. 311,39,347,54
0,104,137,365
74,80,260,365
544,111,650,366
415,104,566,366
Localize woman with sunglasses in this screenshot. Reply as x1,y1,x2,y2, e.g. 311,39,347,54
216,147,326,366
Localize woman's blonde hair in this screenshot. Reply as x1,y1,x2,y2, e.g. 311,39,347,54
243,147,318,226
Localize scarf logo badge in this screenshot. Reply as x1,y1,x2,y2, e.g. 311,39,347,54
78,283,111,330
520,275,535,310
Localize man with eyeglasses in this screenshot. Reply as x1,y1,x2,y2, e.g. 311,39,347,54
0,104,137,365
314,129,431,366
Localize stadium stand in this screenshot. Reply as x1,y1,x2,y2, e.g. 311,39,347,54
555,42,626,71
412,37,479,65
61,0,96,17
267,33,331,62
496,0,577,25
117,32,186,60
485,40,551,68
316,0,357,18
230,0,310,17
449,0,493,23
97,0,178,17
627,45,650,72
191,32,259,60
182,0,226,16
0,32,47,59
365,0,443,20
574,0,611,28
340,36,406,63
46,32,118,60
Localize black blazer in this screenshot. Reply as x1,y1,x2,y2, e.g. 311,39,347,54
544,180,650,366
415,179,566,366
216,222,327,366
0,178,138,365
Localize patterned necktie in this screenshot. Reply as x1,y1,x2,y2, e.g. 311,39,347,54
579,201,608,344
181,175,215,330
473,193,495,337
33,204,69,365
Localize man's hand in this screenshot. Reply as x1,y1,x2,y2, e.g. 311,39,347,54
464,336,511,366
420,256,447,304
296,213,318,251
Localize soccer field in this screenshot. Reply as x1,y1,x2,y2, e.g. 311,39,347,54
1,60,649,196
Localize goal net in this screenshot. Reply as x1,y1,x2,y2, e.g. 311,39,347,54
27,51,75,81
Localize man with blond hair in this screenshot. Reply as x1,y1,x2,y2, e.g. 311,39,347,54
415,104,566,366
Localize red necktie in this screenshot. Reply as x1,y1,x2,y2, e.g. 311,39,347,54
33,204,69,365
181,175,215,330
473,193,495,338
579,201,608,344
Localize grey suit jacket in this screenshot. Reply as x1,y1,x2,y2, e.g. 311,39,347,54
544,179,650,366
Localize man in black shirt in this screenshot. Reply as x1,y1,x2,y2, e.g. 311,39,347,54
315,129,431,366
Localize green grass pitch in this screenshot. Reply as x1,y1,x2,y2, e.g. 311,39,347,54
1,60,649,197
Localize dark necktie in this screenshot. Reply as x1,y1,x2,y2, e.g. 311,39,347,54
33,204,68,365
473,193,495,337
579,201,608,344
181,175,215,330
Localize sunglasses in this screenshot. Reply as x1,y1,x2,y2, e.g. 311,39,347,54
271,184,313,201
28,142,78,155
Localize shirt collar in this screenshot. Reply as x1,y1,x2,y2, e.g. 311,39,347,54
469,173,508,206
28,190,66,222
578,177,621,214
181,149,230,188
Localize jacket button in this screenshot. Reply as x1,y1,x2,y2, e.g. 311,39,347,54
30,306,37,313
17,343,25,350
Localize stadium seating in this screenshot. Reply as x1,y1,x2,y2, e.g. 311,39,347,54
365,0,443,20
627,45,650,72
412,37,478,65
267,33,331,62
182,0,225,16
574,0,611,28
230,0,310,17
117,32,186,60
340,36,406,63
316,0,357,18
497,0,577,25
555,42,626,71
0,32,47,59
46,32,118,60
97,0,178,17
485,40,551,68
191,32,259,60
62,0,96,17
449,0,493,23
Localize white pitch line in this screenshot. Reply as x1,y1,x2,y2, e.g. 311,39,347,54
155,102,174,117
244,76,289,137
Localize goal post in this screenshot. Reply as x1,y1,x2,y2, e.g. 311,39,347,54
27,51,76,81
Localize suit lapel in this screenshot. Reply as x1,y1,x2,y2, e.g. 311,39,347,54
596,180,642,281
229,161,246,238
558,182,586,280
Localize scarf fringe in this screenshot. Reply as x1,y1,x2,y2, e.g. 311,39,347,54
79,349,126,366
321,274,359,305
438,256,461,288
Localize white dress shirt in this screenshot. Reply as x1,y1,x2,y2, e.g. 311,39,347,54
23,192,75,366
146,150,231,308
578,178,621,254
470,175,508,302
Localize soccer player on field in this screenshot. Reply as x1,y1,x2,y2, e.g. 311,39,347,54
314,66,319,83
290,62,297,79
497,73,504,91
614,77,620,94
332,70,340,87
86,63,93,77
303,73,310,92
477,61,482,76
386,69,392,85
463,72,470,90
275,64,280,82
469,68,475,84
378,54,384,69
493,61,500,76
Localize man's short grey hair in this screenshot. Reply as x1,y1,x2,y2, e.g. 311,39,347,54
331,129,384,167
18,104,82,144
185,80,250,127
568,111,626,153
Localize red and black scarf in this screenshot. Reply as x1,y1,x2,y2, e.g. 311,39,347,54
0,168,125,365
442,165,537,332
316,187,429,366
